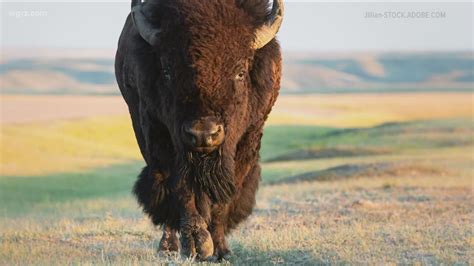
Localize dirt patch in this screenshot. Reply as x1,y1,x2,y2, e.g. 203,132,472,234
271,162,447,185
266,148,387,162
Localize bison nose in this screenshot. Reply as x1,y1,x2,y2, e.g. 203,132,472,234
182,117,225,153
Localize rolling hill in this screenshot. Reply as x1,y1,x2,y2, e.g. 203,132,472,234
1,51,472,95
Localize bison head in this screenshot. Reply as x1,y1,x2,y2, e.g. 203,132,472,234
130,0,283,202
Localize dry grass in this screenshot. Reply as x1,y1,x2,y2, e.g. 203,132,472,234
1,160,472,264
1,143,472,264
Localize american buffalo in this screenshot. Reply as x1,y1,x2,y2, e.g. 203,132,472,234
115,0,283,261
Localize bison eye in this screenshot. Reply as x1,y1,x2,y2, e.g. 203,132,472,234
162,68,171,80
235,70,246,81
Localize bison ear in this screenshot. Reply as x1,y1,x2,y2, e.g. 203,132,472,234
131,0,161,46
250,40,281,97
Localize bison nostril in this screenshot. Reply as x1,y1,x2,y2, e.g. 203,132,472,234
185,132,197,145
190,135,197,145
211,131,220,140
182,119,224,150
210,126,223,139
205,136,213,146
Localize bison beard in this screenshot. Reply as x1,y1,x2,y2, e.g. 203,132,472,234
178,149,236,203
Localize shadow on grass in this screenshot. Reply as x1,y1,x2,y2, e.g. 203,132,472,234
270,161,446,185
0,161,143,216
266,147,388,162
262,118,473,162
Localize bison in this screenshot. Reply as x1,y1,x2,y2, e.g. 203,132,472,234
115,0,283,261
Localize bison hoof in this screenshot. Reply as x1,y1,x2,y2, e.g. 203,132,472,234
221,250,232,261
221,251,232,261
195,228,214,260
180,215,214,260
180,233,196,257
207,253,231,263
211,247,232,262
180,231,214,260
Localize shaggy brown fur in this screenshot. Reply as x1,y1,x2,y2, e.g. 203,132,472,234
115,0,281,261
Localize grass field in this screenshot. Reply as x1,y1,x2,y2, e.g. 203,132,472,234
2,93,472,176
0,93,473,264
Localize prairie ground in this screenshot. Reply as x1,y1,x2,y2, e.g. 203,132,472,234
2,93,472,127
0,93,473,264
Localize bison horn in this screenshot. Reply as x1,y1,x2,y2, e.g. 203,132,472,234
252,0,285,50
131,0,161,46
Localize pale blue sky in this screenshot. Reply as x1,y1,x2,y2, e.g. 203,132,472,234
1,1,472,52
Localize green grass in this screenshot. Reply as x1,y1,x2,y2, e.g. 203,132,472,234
260,125,335,160
261,118,473,161
0,163,142,217
1,118,471,216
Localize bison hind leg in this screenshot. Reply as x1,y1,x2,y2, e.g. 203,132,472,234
226,164,260,232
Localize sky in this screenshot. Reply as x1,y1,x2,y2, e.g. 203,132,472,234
1,1,472,52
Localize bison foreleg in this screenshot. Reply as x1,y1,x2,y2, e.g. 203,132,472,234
158,225,179,253
179,194,214,260
209,205,232,261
